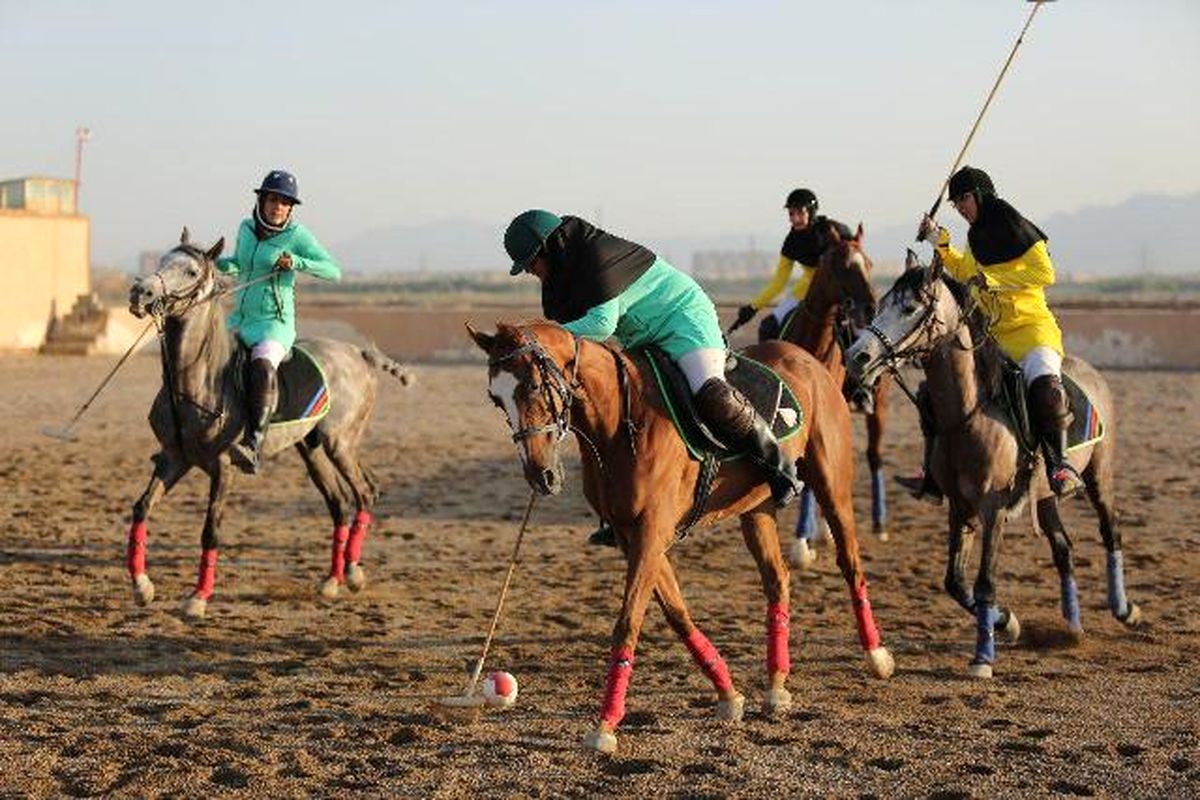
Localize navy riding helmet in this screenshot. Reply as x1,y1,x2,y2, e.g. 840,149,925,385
255,170,302,205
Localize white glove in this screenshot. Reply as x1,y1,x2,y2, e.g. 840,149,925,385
918,215,943,244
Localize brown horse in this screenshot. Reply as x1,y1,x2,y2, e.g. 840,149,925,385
469,321,894,755
780,223,893,565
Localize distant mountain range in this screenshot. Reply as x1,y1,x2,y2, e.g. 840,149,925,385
329,191,1200,278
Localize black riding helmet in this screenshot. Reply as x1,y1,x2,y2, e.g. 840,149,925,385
785,188,818,217
947,166,995,205
254,170,302,205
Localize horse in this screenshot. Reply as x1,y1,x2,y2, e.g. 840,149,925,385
125,228,412,620
844,253,1143,678
468,321,894,755
780,223,892,566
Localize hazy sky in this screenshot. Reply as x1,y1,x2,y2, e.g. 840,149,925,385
3,0,1198,267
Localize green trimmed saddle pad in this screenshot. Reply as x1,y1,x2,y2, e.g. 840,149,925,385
641,346,804,462
270,343,330,429
999,360,1105,455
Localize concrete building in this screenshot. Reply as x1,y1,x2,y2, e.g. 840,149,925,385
0,176,91,350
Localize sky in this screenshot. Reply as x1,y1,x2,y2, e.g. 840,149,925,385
3,0,1198,268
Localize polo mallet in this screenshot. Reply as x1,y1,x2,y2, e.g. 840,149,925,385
919,0,1054,238
40,270,279,442
433,491,538,721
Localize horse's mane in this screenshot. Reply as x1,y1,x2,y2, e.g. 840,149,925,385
939,272,1008,402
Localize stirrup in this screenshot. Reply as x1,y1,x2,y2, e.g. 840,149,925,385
587,523,618,548
895,473,944,506
1049,464,1084,498
769,474,803,508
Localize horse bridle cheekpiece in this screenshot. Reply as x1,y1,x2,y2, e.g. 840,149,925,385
489,328,581,445
862,267,944,367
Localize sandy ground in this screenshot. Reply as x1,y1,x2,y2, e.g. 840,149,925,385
1,352,1198,798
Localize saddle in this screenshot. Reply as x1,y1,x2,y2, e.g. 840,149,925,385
235,343,331,428
640,346,803,462
997,357,1104,456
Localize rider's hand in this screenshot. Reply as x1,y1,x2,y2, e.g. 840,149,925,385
734,304,757,328
917,215,942,244
274,252,294,271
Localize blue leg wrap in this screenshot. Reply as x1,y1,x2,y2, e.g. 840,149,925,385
871,469,886,529
795,487,818,541
1106,550,1130,618
974,604,999,665
1060,574,1082,630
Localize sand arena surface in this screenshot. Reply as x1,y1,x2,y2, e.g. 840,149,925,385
1,353,1198,797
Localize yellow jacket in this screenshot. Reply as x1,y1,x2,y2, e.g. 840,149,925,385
934,229,1063,361
751,255,816,310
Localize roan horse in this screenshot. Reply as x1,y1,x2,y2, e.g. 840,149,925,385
469,321,894,755
126,229,411,619
845,254,1143,678
780,223,892,566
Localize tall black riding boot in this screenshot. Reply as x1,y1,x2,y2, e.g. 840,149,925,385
1029,374,1084,497
232,358,277,475
895,382,944,505
695,378,803,507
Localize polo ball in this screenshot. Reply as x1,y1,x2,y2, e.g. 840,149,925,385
483,670,518,709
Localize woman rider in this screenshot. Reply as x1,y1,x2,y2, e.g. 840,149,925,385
216,170,342,473
900,165,1084,500
505,209,804,516
733,188,853,341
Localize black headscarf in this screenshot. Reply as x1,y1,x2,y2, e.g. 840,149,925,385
968,196,1047,266
781,216,852,266
539,216,657,324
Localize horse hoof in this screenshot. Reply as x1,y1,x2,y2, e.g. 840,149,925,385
717,693,745,722
866,647,895,679
873,525,890,543
345,564,366,593
763,687,792,717
132,574,155,606
181,594,208,621
582,728,617,754
788,539,817,571
319,577,341,600
968,660,993,680
1121,602,1143,627
1001,611,1021,644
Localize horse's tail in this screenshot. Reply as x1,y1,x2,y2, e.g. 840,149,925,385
361,343,415,387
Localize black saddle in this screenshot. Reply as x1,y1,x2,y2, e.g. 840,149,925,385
640,346,803,461
997,355,1104,456
236,343,330,427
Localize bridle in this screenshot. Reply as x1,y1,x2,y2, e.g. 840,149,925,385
488,328,583,445
142,245,216,320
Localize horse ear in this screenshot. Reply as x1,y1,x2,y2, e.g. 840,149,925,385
206,237,225,260
854,222,864,243
180,226,190,245
465,321,495,353
826,221,841,243
904,248,921,271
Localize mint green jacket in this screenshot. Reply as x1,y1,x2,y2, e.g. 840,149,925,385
563,257,724,359
216,218,340,350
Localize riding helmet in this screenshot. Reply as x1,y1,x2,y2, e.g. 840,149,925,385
784,188,818,216
254,170,302,205
505,209,563,275
947,166,995,202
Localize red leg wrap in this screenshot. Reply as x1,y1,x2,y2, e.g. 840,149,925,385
852,582,882,651
766,603,791,676
194,549,218,599
330,524,350,582
599,647,635,728
684,628,734,694
126,520,148,578
345,510,372,564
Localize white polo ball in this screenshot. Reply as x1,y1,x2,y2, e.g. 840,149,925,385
482,670,518,709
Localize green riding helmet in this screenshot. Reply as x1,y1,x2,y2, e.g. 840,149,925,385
505,209,563,275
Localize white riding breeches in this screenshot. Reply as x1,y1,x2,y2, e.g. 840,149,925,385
250,339,288,369
1019,346,1062,384
771,295,800,324
677,347,728,394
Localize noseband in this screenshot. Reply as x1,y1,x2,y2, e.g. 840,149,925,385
142,246,214,319
489,330,582,444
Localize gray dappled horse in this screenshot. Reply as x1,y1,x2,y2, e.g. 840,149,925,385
126,228,412,619
845,253,1142,679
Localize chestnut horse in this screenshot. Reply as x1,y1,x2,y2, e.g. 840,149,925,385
780,224,892,566
469,321,894,755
